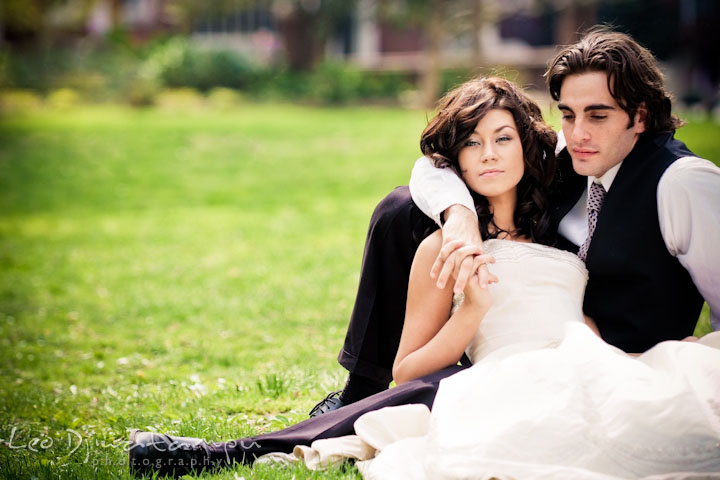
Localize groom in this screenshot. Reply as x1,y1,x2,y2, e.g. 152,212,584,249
313,26,720,415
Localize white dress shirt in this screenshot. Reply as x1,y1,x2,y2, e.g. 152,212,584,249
409,144,720,331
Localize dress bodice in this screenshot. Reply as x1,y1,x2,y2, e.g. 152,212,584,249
458,239,588,363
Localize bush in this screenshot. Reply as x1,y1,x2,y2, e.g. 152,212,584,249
206,87,242,110
1,39,147,102
250,68,311,101
0,36,468,106
307,61,364,104
46,88,82,110
137,37,187,88
357,71,414,100
255,62,414,105
193,50,256,90
126,80,158,107
0,89,44,114
139,38,257,92
154,87,205,111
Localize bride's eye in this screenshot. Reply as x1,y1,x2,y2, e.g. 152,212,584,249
497,135,512,143
465,139,480,147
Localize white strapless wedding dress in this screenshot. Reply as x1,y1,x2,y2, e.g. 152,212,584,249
357,240,720,479
458,239,588,364
257,240,720,478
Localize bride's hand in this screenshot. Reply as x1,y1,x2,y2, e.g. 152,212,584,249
462,260,498,314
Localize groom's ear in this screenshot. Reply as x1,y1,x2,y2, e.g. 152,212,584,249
633,103,648,134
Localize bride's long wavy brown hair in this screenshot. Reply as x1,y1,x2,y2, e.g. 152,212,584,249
420,77,557,245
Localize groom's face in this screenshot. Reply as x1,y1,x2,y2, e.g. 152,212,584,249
558,71,646,178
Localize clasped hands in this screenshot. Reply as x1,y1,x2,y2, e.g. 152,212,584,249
431,205,498,306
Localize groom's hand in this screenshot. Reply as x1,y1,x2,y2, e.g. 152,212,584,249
431,204,487,294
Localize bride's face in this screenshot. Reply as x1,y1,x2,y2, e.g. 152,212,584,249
458,109,525,203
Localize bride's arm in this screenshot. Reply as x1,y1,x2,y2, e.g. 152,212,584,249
393,230,492,384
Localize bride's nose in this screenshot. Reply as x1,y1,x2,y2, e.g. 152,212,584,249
481,145,498,162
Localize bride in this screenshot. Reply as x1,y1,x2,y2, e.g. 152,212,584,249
129,78,720,478
355,77,720,480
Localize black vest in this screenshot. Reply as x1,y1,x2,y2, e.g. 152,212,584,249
551,132,704,353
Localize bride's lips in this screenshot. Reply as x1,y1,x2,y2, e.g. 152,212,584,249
480,169,503,177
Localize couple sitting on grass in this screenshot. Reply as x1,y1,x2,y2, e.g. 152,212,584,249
130,27,720,479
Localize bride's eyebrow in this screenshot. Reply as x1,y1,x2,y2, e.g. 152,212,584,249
472,125,516,135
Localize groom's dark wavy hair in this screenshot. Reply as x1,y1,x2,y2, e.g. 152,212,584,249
420,76,557,245
546,26,684,133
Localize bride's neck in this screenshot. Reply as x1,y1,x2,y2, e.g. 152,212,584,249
488,196,525,241
488,199,517,232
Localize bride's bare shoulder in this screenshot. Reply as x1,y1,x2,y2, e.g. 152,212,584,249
416,230,443,259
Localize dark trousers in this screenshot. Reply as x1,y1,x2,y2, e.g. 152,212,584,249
215,365,465,463
337,186,438,385
209,188,453,464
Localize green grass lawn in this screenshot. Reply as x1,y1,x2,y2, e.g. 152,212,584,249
0,103,717,479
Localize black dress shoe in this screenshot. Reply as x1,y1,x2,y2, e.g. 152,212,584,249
129,429,220,477
308,390,345,417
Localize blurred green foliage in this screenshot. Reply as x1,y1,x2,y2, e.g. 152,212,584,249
139,37,256,92
0,88,43,113
0,35,418,105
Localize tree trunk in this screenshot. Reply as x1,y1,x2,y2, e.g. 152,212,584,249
471,0,483,68
276,7,324,71
420,0,444,108
0,2,4,48
554,2,598,46
110,0,122,30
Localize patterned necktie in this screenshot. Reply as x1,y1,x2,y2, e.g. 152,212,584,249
578,181,607,262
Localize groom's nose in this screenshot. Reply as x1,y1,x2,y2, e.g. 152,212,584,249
570,119,591,143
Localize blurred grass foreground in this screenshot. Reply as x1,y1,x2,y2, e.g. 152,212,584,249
0,103,717,479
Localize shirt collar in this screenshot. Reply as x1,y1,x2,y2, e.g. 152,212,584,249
587,161,623,192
